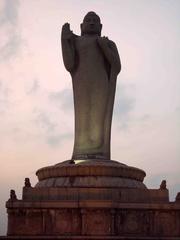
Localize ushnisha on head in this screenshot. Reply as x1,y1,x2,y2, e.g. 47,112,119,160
81,11,102,36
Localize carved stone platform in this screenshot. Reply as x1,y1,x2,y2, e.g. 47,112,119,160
36,159,146,189
4,160,180,239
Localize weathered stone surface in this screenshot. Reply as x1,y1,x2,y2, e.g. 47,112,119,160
36,159,146,188
5,158,179,238
1,236,180,239
61,12,121,160
22,186,169,203
5,199,180,237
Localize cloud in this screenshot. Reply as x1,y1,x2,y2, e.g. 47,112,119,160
0,80,11,114
49,88,73,112
0,33,22,61
47,133,73,147
34,110,57,133
176,106,180,113
0,0,19,26
33,109,73,147
0,0,22,61
26,79,40,95
113,82,135,129
0,80,10,97
138,114,151,122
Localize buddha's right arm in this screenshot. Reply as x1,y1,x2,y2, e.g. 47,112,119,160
61,39,75,73
61,23,75,73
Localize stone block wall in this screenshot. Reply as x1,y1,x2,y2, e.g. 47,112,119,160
6,200,180,237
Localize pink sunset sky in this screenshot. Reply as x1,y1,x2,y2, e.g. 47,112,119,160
0,0,180,235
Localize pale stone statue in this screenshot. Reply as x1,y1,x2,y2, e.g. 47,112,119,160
61,12,121,160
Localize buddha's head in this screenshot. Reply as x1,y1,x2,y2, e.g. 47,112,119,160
81,12,102,36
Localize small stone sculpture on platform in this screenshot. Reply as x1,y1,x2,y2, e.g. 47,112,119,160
9,189,17,201
24,178,31,187
61,12,121,160
176,192,180,202
160,180,167,190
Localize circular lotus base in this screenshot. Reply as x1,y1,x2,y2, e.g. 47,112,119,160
35,159,146,189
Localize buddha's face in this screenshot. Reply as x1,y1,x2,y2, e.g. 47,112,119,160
81,12,102,36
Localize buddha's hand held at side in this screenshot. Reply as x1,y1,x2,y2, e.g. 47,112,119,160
97,36,110,49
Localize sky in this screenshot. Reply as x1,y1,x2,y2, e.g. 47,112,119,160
0,0,180,235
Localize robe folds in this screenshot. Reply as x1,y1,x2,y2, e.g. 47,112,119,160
62,34,120,160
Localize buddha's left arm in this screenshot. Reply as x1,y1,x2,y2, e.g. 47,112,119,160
97,37,121,75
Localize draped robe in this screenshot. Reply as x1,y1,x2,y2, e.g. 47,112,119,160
62,34,120,160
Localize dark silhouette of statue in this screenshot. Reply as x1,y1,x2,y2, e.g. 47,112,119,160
61,12,121,160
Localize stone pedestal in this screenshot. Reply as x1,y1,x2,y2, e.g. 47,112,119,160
3,160,180,239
